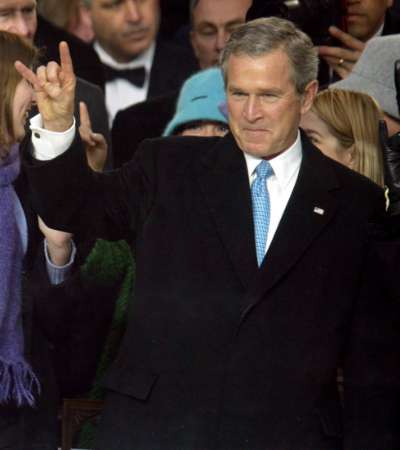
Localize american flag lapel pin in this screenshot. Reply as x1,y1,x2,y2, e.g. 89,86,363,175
313,207,324,215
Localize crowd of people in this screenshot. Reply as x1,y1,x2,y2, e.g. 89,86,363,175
1,0,400,449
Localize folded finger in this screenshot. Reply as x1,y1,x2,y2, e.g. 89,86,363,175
46,61,61,84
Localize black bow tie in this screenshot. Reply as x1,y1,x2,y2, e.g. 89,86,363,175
102,64,146,87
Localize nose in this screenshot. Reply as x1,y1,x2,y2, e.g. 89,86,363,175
125,0,141,22
201,125,217,137
9,14,30,38
243,96,263,122
215,29,228,52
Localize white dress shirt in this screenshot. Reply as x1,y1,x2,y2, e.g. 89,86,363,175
94,41,155,126
244,132,302,256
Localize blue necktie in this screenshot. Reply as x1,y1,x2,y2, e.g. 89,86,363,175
251,160,274,266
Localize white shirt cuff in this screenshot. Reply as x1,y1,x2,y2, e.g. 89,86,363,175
44,239,77,285
30,114,76,161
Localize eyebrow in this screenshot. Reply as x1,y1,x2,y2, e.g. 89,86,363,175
196,18,244,28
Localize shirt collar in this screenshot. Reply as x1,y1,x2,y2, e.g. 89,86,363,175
93,41,156,72
374,21,384,38
244,131,302,189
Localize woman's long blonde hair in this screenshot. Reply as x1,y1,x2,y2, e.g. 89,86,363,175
0,31,38,151
311,89,384,186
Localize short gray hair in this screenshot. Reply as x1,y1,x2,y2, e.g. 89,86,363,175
220,17,319,94
81,0,91,7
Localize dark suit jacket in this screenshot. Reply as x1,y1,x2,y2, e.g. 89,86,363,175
23,132,399,450
147,40,198,100
112,90,178,168
383,8,400,35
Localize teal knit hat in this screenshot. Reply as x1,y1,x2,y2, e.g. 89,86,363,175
163,67,227,136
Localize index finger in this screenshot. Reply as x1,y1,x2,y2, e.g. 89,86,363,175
14,60,42,90
59,41,74,77
328,26,365,51
79,101,92,130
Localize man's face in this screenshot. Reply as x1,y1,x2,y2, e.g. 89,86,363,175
190,0,251,69
87,0,160,63
345,0,393,41
0,0,37,41
226,50,317,158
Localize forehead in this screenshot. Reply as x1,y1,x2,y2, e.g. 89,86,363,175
226,51,296,91
193,0,250,25
0,0,36,9
91,0,158,9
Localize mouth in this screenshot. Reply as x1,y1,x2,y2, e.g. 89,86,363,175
122,28,149,40
242,128,270,141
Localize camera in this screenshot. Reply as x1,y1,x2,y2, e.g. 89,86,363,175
246,0,348,45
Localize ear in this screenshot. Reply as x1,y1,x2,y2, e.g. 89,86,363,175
345,144,356,169
300,80,319,115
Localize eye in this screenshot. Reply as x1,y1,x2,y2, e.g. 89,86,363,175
22,6,36,15
231,90,246,98
260,93,279,102
0,9,12,18
197,27,217,37
100,0,122,9
217,124,229,133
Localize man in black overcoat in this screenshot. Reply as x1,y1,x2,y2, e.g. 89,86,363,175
20,17,399,450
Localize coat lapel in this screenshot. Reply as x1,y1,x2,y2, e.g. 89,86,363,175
196,133,258,290
241,137,341,316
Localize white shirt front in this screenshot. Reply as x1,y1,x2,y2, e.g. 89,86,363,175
244,132,302,256
94,41,156,126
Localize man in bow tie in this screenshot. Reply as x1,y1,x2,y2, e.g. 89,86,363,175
82,0,198,124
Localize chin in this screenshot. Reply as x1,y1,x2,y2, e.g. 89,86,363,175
242,143,271,157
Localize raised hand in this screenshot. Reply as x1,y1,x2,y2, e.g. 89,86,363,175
318,26,365,79
15,41,76,132
79,101,108,172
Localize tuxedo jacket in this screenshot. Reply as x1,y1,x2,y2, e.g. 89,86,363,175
110,41,198,167
24,132,399,450
35,15,105,91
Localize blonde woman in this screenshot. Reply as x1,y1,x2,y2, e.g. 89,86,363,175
300,88,384,186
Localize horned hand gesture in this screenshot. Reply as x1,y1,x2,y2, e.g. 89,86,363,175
15,41,76,132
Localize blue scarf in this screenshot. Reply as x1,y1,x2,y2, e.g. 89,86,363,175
0,144,40,406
